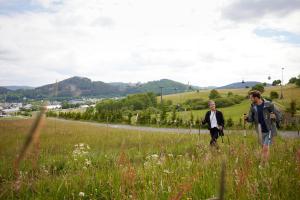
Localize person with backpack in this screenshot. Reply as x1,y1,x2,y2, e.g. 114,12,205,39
202,100,225,147
244,90,282,162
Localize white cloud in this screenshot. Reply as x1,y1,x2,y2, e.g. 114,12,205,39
0,0,299,87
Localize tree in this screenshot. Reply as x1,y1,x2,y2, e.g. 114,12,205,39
287,100,297,117
227,92,233,97
226,117,234,127
159,103,168,124
272,80,281,86
288,77,297,84
209,89,221,99
270,91,279,99
189,111,194,126
171,107,177,122
251,84,265,93
296,75,300,87
127,112,132,124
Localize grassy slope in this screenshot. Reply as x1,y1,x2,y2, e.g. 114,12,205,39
0,119,299,199
162,84,300,122
172,100,250,123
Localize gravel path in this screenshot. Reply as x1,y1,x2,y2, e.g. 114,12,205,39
51,118,300,139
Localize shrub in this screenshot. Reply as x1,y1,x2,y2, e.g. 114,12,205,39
251,84,265,93
209,89,221,99
270,91,279,99
226,117,234,127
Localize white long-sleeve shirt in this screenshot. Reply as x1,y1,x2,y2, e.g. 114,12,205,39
210,111,218,128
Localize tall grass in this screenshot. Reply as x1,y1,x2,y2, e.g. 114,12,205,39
0,118,299,199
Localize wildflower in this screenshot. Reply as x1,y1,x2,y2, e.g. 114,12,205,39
79,192,85,197
151,154,159,159
168,153,173,157
186,161,192,168
163,169,172,174
144,161,150,167
85,159,91,166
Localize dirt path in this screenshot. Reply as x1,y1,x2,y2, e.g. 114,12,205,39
51,118,300,139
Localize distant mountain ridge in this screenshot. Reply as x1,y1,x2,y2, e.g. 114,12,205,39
3,86,35,91
0,77,271,101
0,87,11,94
0,76,199,100
217,81,271,89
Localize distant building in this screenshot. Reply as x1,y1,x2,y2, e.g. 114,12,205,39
80,105,89,108
69,99,85,105
0,109,5,117
46,105,62,110
23,104,33,110
3,107,20,114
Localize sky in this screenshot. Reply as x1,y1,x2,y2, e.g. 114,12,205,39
0,0,300,87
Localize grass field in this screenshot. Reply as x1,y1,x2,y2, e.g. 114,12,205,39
168,100,250,123
163,85,300,123
162,85,300,106
0,118,299,199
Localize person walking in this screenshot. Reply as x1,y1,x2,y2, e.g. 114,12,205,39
202,100,225,147
244,90,281,162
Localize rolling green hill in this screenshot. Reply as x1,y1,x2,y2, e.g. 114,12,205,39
1,77,197,101
163,84,300,124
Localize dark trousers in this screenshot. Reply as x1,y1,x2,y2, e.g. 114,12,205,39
209,127,219,145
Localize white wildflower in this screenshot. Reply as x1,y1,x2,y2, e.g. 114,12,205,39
151,154,159,159
163,169,172,174
85,159,91,166
79,192,85,197
168,153,173,158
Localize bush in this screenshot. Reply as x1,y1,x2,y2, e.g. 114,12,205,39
270,91,279,99
286,100,297,117
226,117,234,127
251,84,265,93
227,92,233,97
214,95,244,108
288,77,297,84
183,98,207,110
272,80,281,86
209,89,221,99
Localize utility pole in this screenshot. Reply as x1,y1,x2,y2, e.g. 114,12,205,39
159,86,164,103
54,80,58,134
280,67,284,99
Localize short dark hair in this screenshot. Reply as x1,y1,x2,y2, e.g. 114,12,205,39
249,90,261,99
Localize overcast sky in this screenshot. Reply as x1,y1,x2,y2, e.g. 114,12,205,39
0,0,300,87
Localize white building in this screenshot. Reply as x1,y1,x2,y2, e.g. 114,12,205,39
46,105,62,110
3,107,20,114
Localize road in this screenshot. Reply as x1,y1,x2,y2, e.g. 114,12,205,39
50,118,300,139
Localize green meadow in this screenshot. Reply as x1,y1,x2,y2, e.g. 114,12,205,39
0,118,299,199
163,85,300,123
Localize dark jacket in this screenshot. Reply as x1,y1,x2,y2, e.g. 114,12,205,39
202,110,225,130
246,99,282,136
